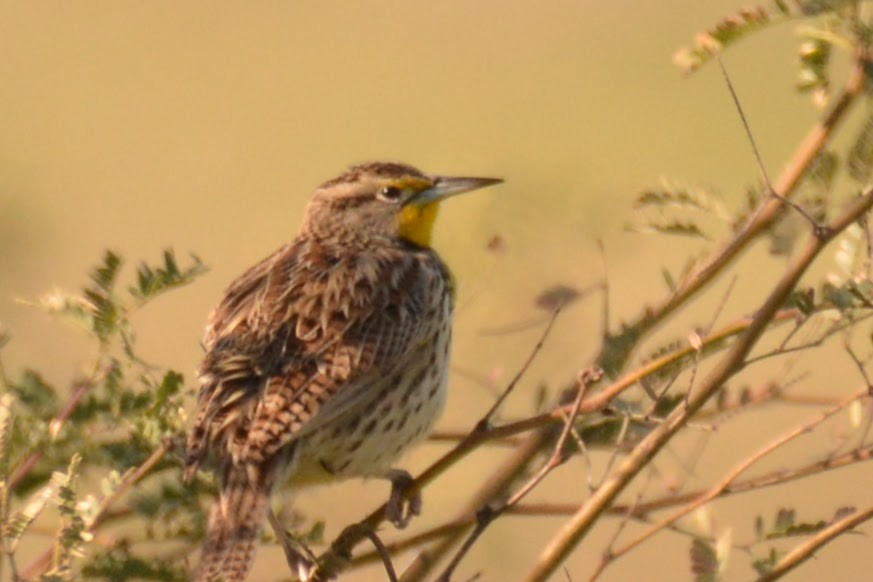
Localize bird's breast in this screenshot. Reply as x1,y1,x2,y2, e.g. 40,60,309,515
290,296,453,485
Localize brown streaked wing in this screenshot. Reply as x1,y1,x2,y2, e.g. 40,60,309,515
185,241,306,479
203,242,295,349
238,248,441,467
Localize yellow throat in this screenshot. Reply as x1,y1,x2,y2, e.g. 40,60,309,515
398,201,440,248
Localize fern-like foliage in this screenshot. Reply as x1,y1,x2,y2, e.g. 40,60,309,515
674,1,859,109
130,250,207,304
0,250,210,580
626,181,730,242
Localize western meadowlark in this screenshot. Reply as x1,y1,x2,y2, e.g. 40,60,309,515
183,161,501,581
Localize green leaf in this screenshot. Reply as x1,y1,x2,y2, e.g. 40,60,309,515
796,35,832,104
625,220,710,239
534,285,581,311
848,110,873,183
760,506,844,539
634,184,726,216
690,537,718,581
674,6,773,74
786,288,815,315
0,394,12,478
129,250,207,303
774,508,795,532
82,545,189,581
5,467,68,552
46,454,86,577
12,369,59,417
823,282,856,310
752,547,781,576
790,0,859,17
91,250,122,293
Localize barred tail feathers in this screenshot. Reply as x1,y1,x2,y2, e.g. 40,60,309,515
195,467,271,582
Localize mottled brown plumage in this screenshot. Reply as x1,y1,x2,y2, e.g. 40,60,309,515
184,162,501,581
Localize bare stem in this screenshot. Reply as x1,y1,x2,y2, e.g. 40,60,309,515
524,184,873,581
758,503,873,581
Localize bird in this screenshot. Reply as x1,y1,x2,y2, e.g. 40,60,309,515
183,161,502,581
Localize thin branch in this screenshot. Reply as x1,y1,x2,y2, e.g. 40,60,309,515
427,430,525,448
592,388,869,577
346,442,873,573
716,55,819,227
9,374,100,489
310,312,564,581
433,369,601,582
376,48,870,582
314,306,803,577
481,307,562,424
612,442,873,517
20,440,172,579
757,503,873,581
356,525,399,582
597,49,867,373
316,51,870,581
524,183,873,581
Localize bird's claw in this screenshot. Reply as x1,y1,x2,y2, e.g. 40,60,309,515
268,509,318,581
385,469,421,529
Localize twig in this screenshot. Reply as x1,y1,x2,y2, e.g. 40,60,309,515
347,441,873,573
427,430,525,448
9,375,100,489
621,441,873,517
589,484,650,581
481,307,562,424
390,306,796,580
459,50,870,582
524,183,873,581
310,311,564,581
433,368,601,582
20,440,172,579
591,387,870,578
355,525,398,582
313,306,828,579
757,502,873,581
595,49,867,374
716,55,819,228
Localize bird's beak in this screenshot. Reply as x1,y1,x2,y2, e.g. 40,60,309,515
405,175,503,207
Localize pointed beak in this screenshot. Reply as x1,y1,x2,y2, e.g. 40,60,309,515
405,175,503,207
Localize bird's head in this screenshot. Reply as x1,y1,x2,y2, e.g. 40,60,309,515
302,162,501,248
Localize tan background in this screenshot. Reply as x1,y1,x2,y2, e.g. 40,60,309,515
0,2,867,581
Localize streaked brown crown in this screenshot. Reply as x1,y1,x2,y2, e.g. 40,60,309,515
299,161,436,243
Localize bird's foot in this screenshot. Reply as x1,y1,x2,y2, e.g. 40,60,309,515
384,469,421,529
267,509,318,581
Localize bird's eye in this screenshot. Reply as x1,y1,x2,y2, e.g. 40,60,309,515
378,186,403,202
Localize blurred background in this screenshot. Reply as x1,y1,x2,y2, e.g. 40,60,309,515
1,1,866,580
